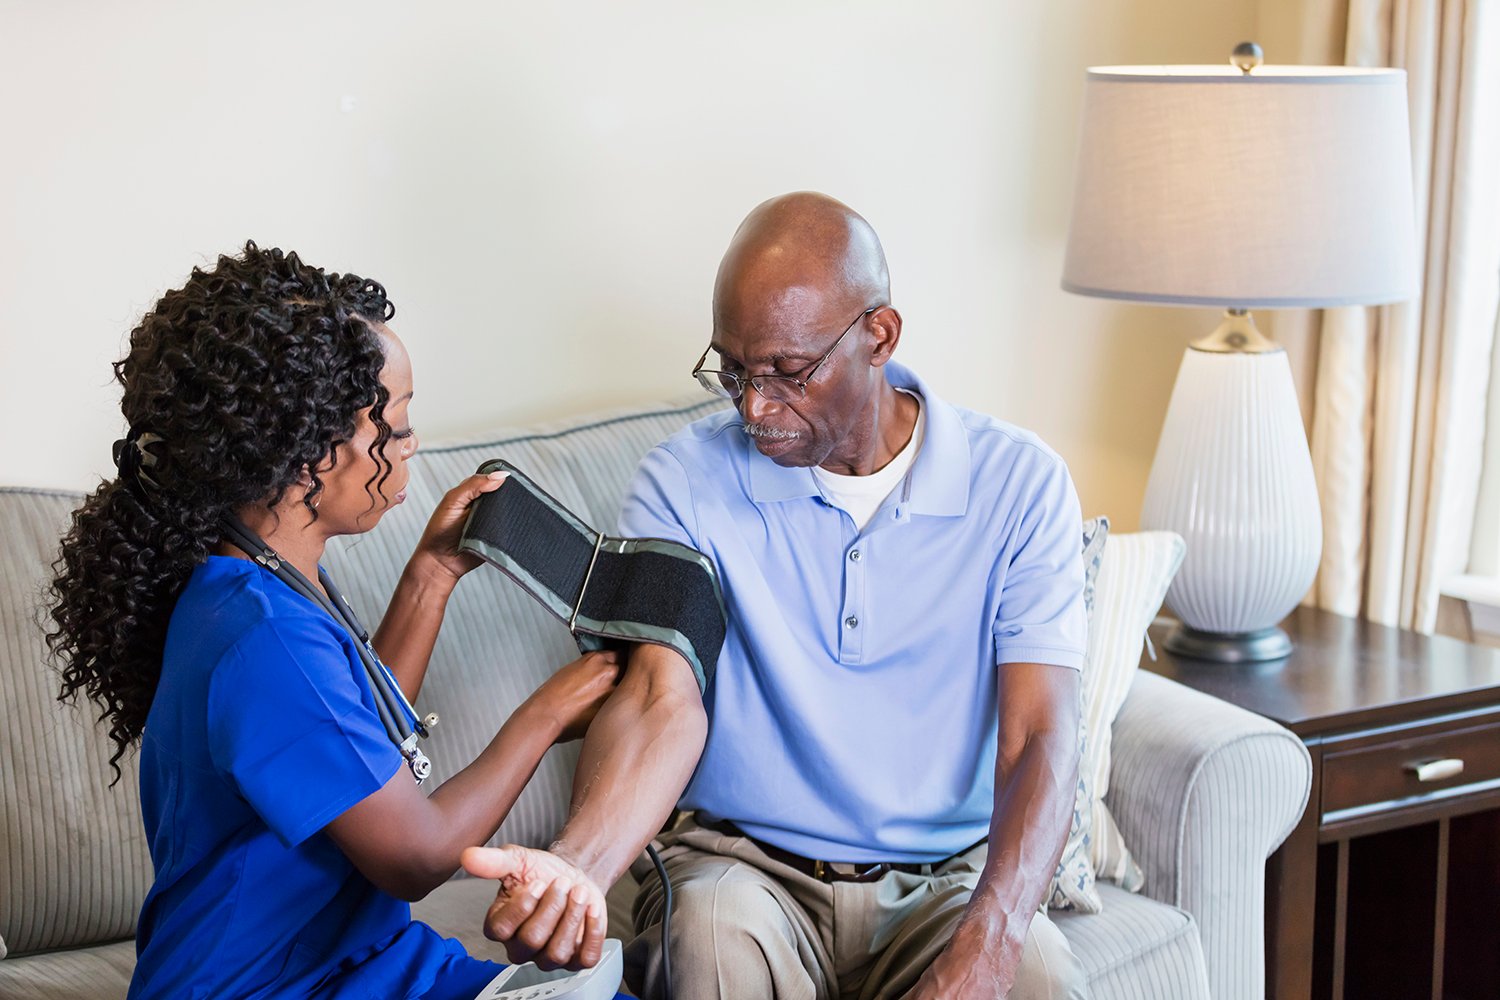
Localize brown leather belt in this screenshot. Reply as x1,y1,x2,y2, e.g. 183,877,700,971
697,815,976,884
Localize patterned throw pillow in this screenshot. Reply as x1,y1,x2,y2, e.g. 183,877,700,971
1091,801,1146,892
1046,516,1110,912
1080,530,1185,891
1048,525,1186,912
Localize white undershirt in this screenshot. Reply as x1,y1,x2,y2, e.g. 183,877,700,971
811,390,925,532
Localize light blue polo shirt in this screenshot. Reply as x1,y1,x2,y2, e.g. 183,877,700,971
618,361,1085,864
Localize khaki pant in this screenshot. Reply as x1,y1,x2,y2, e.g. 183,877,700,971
624,816,1089,1000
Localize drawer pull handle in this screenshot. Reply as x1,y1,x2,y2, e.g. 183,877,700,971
1405,758,1464,782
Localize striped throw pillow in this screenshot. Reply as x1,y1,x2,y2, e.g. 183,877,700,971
1049,526,1185,911
1047,516,1110,912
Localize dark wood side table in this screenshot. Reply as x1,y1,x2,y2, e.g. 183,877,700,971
1143,606,1500,1000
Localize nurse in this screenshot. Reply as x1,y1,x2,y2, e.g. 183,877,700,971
47,242,620,999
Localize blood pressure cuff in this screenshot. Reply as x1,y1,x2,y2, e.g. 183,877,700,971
458,459,725,693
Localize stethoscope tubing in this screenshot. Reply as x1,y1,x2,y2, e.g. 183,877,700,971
218,516,432,782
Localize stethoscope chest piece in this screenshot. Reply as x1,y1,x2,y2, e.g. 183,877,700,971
401,736,433,783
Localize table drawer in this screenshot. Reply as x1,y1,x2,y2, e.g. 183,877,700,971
1322,719,1500,816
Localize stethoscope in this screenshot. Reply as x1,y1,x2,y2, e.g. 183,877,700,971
219,515,437,784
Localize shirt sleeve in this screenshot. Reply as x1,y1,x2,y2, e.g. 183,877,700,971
992,454,1088,670
206,615,404,848
617,444,699,548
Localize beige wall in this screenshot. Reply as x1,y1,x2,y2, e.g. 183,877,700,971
1,0,1264,529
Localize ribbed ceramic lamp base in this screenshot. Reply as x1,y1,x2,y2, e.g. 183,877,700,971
1141,344,1322,655
1162,622,1292,663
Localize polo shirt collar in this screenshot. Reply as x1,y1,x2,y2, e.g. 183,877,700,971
744,361,971,517
888,361,970,517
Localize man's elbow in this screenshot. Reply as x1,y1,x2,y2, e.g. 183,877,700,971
999,721,1080,783
610,643,708,744
633,672,708,748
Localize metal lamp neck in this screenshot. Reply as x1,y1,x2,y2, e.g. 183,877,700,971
1190,309,1282,355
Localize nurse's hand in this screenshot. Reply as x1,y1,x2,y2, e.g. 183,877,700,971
411,471,509,585
522,650,622,743
462,844,608,971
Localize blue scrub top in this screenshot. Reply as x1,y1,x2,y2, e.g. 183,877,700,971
129,555,501,1000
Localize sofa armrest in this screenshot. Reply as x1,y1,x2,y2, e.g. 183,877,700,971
1106,670,1311,1000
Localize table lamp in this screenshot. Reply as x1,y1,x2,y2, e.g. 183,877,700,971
1062,43,1419,662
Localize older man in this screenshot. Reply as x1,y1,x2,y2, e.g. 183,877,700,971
609,192,1090,1000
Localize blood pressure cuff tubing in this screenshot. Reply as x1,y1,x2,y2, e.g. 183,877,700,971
458,459,725,693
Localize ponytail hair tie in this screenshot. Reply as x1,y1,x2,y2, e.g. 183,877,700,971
111,430,166,492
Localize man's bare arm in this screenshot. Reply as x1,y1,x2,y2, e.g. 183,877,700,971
463,642,707,969
907,661,1081,999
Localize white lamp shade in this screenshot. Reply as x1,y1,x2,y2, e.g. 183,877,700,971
1062,65,1419,307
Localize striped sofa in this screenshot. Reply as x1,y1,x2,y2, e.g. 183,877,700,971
0,395,1310,999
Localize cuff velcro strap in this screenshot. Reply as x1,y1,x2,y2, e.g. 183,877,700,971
458,459,725,692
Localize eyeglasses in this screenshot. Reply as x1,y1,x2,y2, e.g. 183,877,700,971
691,306,879,403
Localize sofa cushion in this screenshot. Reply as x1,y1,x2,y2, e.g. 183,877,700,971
1053,882,1210,999
0,938,136,998
0,488,152,958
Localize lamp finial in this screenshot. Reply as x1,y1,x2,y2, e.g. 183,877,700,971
1231,42,1264,74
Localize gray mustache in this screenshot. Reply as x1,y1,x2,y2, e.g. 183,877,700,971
744,423,800,441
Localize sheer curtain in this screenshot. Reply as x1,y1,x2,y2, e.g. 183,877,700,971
1299,0,1500,632
1468,304,1500,579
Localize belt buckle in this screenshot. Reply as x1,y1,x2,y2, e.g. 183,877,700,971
816,859,888,883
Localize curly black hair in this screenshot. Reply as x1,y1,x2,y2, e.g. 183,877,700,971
47,241,398,780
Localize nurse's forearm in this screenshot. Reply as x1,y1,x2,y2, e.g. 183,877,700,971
329,696,562,902
551,643,707,889
422,699,561,854
371,555,456,701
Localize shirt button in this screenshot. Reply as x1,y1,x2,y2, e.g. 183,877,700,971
845,616,859,629
849,549,862,562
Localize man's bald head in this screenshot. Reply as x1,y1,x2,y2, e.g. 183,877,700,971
702,192,908,473
713,192,890,329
